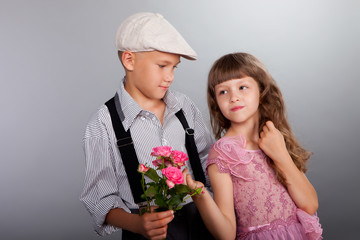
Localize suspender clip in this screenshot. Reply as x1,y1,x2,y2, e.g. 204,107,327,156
117,136,133,147
185,128,194,136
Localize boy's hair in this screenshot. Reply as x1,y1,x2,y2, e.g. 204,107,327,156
207,52,311,185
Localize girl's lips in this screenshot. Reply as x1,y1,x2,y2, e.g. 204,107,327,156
231,106,244,111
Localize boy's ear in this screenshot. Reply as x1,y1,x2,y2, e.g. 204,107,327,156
122,50,135,71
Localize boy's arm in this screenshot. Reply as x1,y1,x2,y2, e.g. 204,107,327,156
81,108,175,238
105,207,174,239
80,137,126,235
184,167,236,240
80,108,134,235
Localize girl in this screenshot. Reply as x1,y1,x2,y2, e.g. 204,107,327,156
184,52,322,239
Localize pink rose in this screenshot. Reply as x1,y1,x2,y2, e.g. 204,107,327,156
152,159,162,167
151,146,172,158
138,164,149,173
161,166,184,187
152,158,172,167
166,180,175,189
171,150,188,167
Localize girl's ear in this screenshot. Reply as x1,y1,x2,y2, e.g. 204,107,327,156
122,50,135,71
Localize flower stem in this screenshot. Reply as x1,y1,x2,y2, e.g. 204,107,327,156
140,173,151,213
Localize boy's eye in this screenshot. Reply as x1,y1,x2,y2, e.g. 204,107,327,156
158,65,166,68
219,90,227,95
240,86,248,90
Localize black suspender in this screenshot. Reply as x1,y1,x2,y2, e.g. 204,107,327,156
105,96,206,204
175,110,206,185
105,98,144,204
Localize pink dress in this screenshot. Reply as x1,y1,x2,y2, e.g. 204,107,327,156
206,134,323,240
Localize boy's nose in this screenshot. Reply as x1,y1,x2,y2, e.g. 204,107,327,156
165,72,174,83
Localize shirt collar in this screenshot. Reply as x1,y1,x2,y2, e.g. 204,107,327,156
116,77,183,131
116,78,142,131
163,88,181,112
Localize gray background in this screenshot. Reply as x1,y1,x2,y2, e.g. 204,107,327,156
1,0,359,239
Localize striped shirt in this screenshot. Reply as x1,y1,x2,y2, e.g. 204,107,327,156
80,79,214,236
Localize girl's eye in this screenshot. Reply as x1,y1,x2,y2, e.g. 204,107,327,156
240,86,248,90
219,90,227,95
158,65,166,68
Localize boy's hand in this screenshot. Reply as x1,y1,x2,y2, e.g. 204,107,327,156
136,207,174,240
258,121,290,164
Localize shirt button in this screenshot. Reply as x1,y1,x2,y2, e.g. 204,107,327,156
140,116,146,120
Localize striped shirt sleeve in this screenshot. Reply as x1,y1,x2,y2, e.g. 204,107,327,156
80,107,129,236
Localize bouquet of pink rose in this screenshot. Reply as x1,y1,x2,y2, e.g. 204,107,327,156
137,146,203,215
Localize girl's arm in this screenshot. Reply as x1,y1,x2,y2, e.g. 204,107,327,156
259,121,319,215
184,167,236,240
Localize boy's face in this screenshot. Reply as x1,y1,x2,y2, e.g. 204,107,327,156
126,51,181,102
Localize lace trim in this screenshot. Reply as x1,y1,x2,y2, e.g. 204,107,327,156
296,209,323,240
238,210,323,240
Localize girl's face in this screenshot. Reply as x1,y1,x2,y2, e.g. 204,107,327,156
215,76,260,127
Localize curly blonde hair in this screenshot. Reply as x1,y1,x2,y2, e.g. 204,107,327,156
207,52,311,185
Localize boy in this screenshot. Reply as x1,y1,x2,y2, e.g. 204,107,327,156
80,12,214,239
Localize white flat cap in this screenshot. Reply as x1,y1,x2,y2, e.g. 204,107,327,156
115,12,197,60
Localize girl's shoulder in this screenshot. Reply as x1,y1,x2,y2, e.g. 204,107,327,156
214,134,247,147
211,134,262,154
209,134,263,165
207,134,263,180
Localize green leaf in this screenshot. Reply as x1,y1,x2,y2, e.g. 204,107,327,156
175,205,183,211
144,168,160,183
144,185,157,198
174,184,191,194
193,187,203,195
139,207,150,215
167,188,176,196
166,194,183,209
154,193,166,207
146,182,157,188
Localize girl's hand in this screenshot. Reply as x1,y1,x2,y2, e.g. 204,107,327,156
258,121,290,164
258,121,319,215
182,168,204,197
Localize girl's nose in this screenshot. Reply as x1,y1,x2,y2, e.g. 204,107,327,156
230,93,239,102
